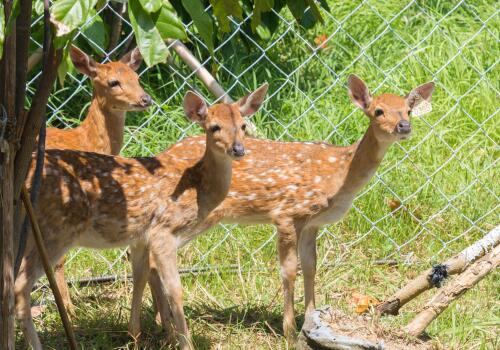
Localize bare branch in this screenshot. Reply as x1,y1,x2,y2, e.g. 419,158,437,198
405,243,499,337
378,225,500,315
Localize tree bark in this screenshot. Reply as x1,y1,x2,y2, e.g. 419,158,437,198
405,243,499,336
13,43,62,201
0,142,15,350
15,0,33,119
0,1,18,347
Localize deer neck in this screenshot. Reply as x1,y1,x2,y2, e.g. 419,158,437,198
337,125,392,196
78,97,126,155
194,144,233,218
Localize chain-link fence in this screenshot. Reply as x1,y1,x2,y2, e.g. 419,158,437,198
27,1,498,297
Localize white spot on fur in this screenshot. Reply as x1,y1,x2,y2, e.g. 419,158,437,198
314,175,322,184
328,156,337,163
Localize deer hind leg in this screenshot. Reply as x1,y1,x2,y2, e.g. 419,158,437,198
276,220,299,344
299,226,318,316
128,242,150,340
53,255,75,318
150,235,192,350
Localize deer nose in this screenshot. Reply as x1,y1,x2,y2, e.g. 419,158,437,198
140,94,152,107
231,143,245,157
396,120,411,134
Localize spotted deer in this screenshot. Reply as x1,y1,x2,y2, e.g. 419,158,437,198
143,75,435,344
44,46,152,316
16,85,268,350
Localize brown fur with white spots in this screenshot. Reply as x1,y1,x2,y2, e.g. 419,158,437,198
44,46,151,317
143,75,435,344
15,84,268,350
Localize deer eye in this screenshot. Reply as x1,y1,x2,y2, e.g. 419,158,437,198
108,79,120,88
374,109,384,117
241,124,247,131
210,125,221,133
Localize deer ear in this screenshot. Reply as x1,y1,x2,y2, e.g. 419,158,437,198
184,91,208,124
237,83,269,117
120,47,142,71
348,74,372,110
406,82,435,109
70,46,97,78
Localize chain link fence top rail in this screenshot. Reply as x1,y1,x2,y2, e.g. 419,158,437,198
26,0,498,291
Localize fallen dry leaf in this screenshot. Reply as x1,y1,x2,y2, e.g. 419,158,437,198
314,34,328,49
387,198,402,212
351,292,380,314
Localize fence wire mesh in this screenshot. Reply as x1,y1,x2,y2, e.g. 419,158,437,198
27,1,498,298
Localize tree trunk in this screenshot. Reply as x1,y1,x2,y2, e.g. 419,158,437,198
0,142,16,350
0,0,17,347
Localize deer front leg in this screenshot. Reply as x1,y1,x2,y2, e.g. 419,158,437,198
299,226,318,316
276,221,299,345
53,255,75,318
128,243,150,340
149,260,176,345
150,235,192,350
16,266,43,350
15,238,58,350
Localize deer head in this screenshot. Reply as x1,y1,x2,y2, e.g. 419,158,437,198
348,74,435,142
69,46,152,111
183,84,268,159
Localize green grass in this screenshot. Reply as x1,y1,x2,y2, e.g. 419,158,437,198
18,0,499,348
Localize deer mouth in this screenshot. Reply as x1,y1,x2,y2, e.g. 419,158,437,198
397,132,412,140
126,104,148,112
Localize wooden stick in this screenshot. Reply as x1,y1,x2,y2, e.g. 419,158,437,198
165,39,260,137
21,185,78,350
166,39,232,103
405,243,499,336
378,225,500,315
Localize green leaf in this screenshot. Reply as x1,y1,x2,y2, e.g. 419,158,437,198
128,0,169,67
305,0,323,24
155,1,187,40
251,0,273,32
285,0,305,21
139,0,162,13
51,0,91,37
34,0,44,16
0,2,4,59
210,0,243,32
181,0,213,53
82,11,108,53
57,47,72,86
